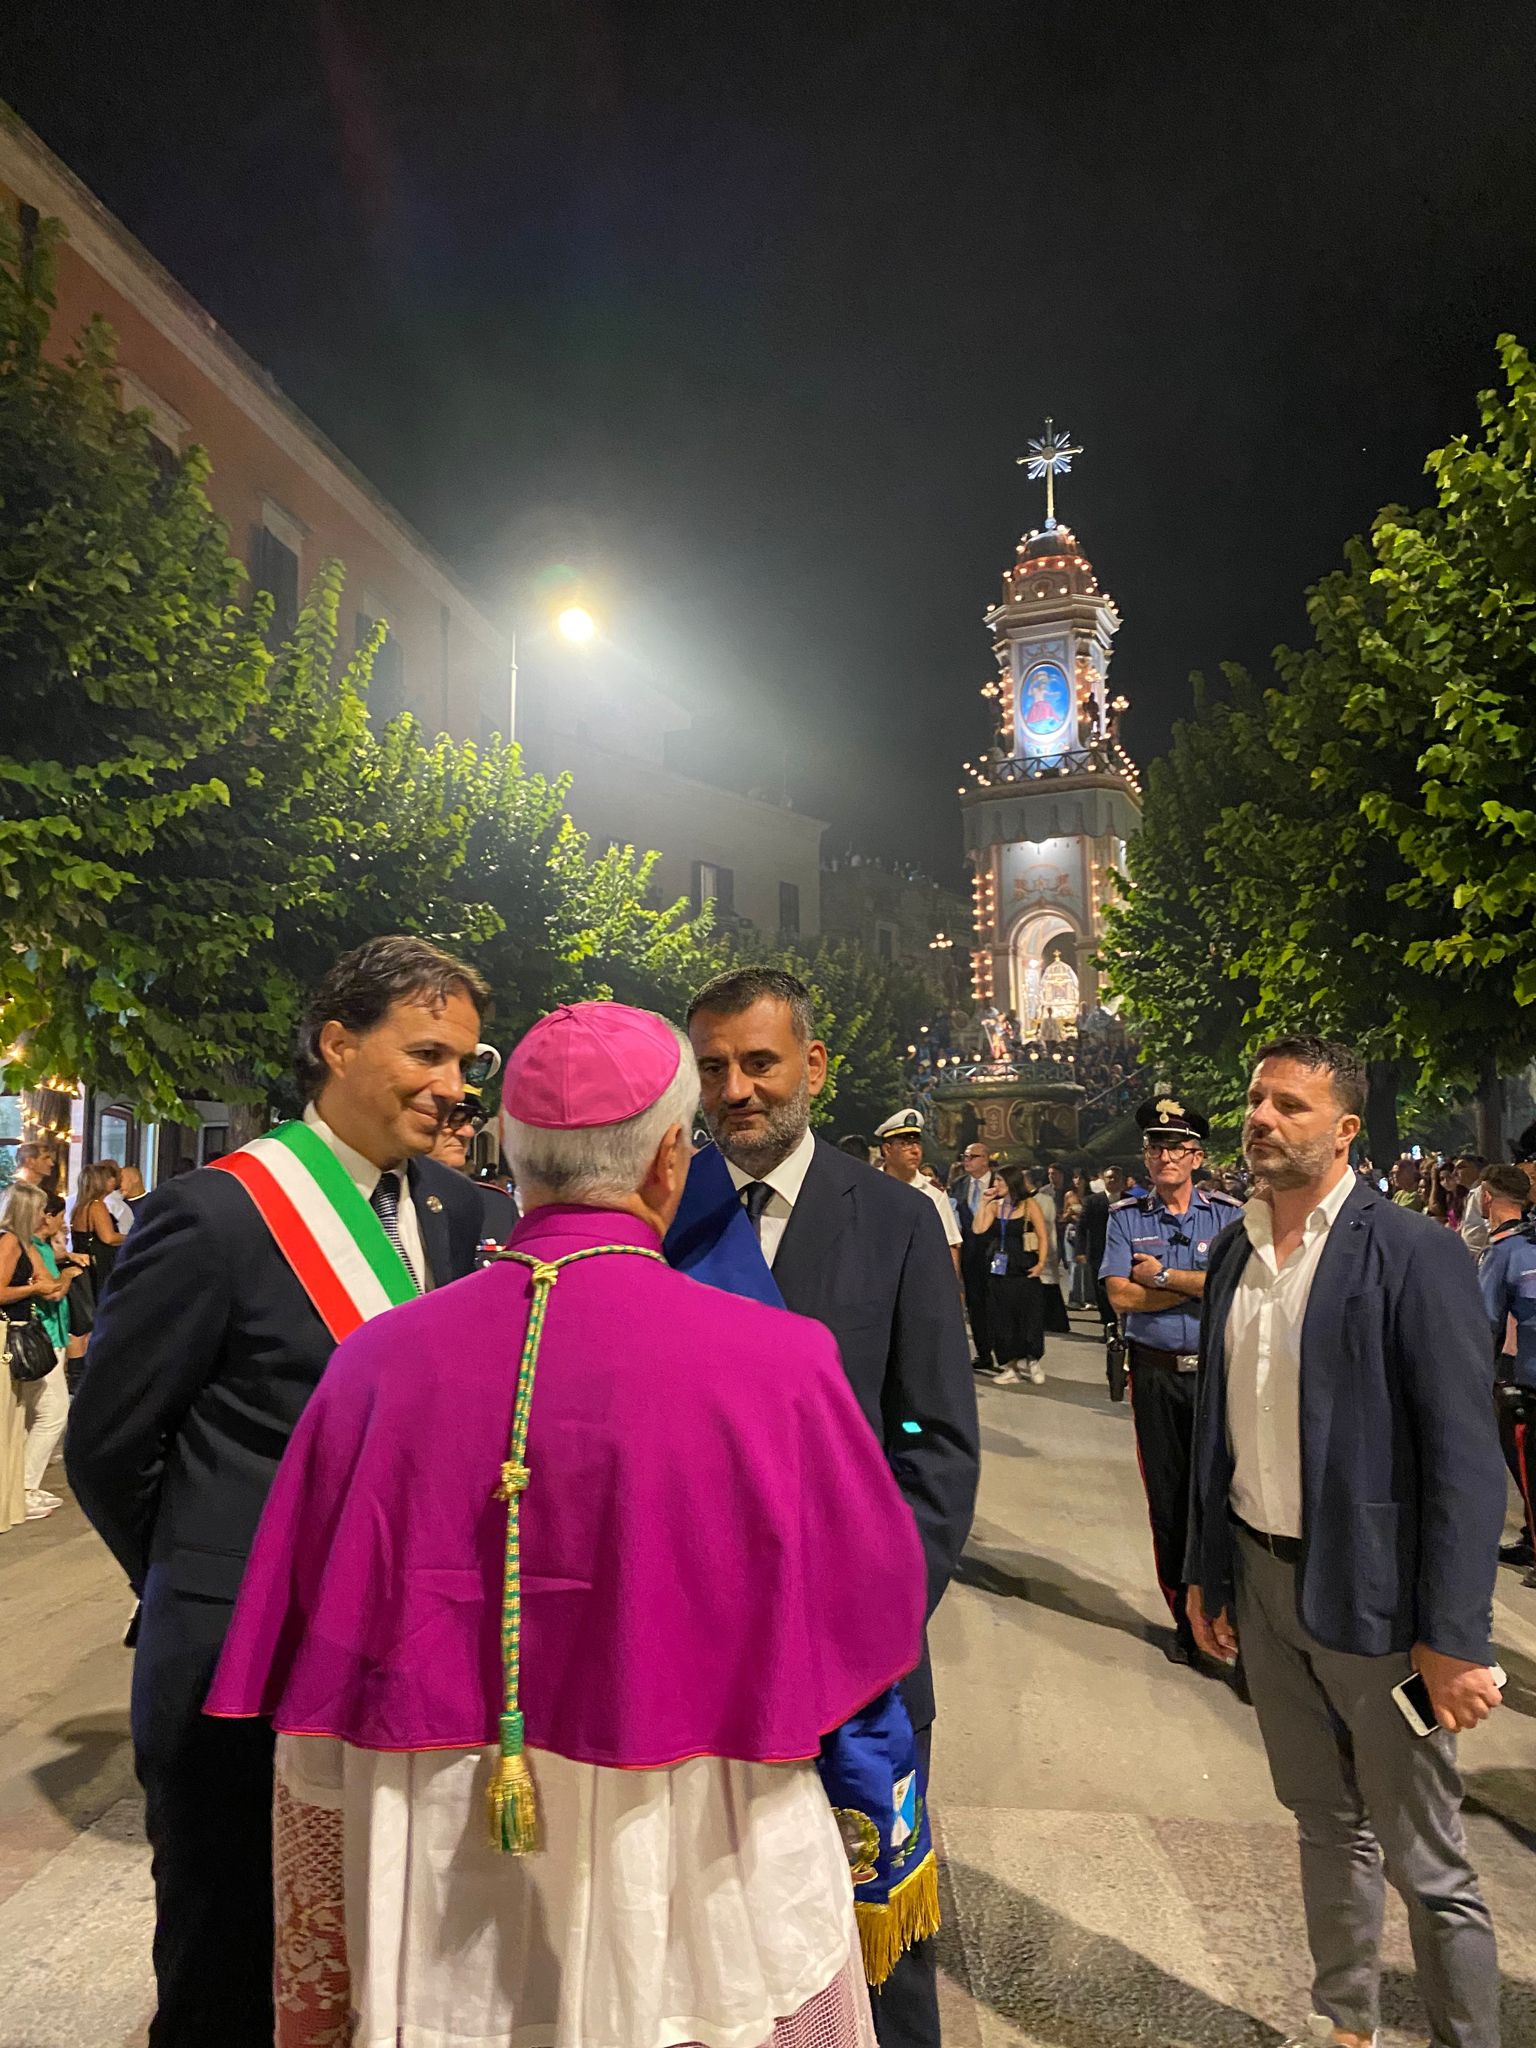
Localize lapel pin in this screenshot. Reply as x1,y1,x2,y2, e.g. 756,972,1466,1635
426,1194,444,1213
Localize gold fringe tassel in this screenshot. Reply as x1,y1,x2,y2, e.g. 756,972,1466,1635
487,1751,541,1855
856,1854,941,1988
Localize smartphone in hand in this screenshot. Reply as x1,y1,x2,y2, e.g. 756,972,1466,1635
1392,1663,1506,1737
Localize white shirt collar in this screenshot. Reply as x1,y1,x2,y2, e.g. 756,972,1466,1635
722,1124,817,1207
1242,1162,1355,1253
303,1103,401,1198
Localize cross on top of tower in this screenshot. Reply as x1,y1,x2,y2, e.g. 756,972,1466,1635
1016,417,1083,529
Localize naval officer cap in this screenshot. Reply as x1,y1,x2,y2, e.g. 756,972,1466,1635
1135,1095,1211,1145
874,1108,926,1142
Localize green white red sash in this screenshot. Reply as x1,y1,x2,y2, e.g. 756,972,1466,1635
211,1121,419,1343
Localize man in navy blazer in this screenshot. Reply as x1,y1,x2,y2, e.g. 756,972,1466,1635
67,937,488,2048
682,966,978,2048
1186,1036,1505,2048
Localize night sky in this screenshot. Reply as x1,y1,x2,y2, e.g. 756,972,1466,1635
9,2,1536,883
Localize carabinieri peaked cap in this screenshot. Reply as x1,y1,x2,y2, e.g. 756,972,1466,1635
1135,1095,1211,1145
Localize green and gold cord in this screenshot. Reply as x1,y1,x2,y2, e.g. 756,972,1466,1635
486,1242,665,1854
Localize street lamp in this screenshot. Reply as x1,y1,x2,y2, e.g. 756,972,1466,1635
557,605,598,645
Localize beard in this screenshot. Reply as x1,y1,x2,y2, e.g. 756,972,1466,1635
706,1077,812,1175
1243,1123,1339,1191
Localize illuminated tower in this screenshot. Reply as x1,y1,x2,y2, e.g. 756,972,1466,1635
958,422,1142,1028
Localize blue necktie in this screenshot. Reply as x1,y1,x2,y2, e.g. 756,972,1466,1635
742,1181,774,1241
370,1171,415,1281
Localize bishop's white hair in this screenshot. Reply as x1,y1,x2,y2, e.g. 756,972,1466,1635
502,1019,700,1202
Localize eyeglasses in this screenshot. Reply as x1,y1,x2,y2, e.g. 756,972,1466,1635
1144,1140,1197,1157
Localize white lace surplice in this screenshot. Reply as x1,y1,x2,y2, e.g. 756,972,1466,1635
274,1734,874,2048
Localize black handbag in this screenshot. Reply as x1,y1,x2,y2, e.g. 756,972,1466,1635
67,1265,96,1337
6,1317,56,1383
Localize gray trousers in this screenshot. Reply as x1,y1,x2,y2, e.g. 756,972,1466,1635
1233,1529,1499,2047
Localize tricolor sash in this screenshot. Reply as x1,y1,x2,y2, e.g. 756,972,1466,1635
211,1121,419,1342
665,1144,940,1986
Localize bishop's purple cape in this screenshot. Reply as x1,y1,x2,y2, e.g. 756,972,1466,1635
206,1202,925,1776
666,1144,941,1982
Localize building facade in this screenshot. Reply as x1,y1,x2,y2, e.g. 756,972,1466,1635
517,667,826,940
818,858,969,985
0,105,511,1185
0,106,511,749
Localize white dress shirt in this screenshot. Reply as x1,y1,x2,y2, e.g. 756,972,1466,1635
885,1169,962,1248
303,1104,429,1289
1225,1166,1355,1539
722,1126,818,1269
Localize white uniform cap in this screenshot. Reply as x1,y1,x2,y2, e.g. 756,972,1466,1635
874,1109,926,1140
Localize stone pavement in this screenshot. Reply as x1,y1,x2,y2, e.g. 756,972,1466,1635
2,1318,1535,2046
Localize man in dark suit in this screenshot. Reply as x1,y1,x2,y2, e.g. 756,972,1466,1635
67,935,488,2048
683,967,979,2048
1186,1035,1505,2048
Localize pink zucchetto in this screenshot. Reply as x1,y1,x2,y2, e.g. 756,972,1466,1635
501,1002,683,1130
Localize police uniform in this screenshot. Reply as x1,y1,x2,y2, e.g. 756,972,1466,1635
1481,1214,1536,1560
1099,1098,1240,1656
874,1109,962,1252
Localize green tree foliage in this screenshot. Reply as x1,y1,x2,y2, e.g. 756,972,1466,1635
0,215,276,1110
1354,336,1536,1037
1098,670,1270,1132
1102,338,1536,1153
0,215,717,1117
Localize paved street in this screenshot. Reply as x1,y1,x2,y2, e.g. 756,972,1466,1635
4,1317,1536,2046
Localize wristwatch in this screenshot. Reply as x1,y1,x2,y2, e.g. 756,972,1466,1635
1155,1266,1171,1289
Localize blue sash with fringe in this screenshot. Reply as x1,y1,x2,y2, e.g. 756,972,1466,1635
665,1145,939,1986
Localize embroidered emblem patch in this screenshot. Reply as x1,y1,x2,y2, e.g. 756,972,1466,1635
834,1808,880,1885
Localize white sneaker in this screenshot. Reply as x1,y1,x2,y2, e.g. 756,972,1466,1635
1027,1360,1046,1385
991,1364,1021,1384
24,1490,61,1522
34,1488,62,1509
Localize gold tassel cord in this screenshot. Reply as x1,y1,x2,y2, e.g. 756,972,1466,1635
856,1855,942,1989
483,1241,668,1856
488,1751,542,1855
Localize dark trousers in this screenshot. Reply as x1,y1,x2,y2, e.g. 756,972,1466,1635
132,1566,276,2048
1496,1386,1536,1548
871,1721,939,2048
960,1247,993,1367
1128,1349,1198,1643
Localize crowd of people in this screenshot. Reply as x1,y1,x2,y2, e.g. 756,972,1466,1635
0,1151,148,1529
2,947,1531,2048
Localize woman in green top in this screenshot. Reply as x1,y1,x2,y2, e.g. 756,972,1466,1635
0,1181,82,1524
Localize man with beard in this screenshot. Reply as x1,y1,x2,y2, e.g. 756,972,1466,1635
1187,1037,1505,2048
1100,1099,1239,1663
677,967,977,2048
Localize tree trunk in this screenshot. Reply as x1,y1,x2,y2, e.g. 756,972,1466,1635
1363,1059,1401,1169
1475,1056,1505,1162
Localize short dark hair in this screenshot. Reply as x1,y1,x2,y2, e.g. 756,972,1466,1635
1250,1035,1366,1119
295,935,490,1102
686,966,814,1042
1482,1163,1530,1207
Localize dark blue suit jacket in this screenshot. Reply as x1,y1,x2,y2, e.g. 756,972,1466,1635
67,1155,482,1601
1186,1178,1504,1663
669,1138,979,1729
